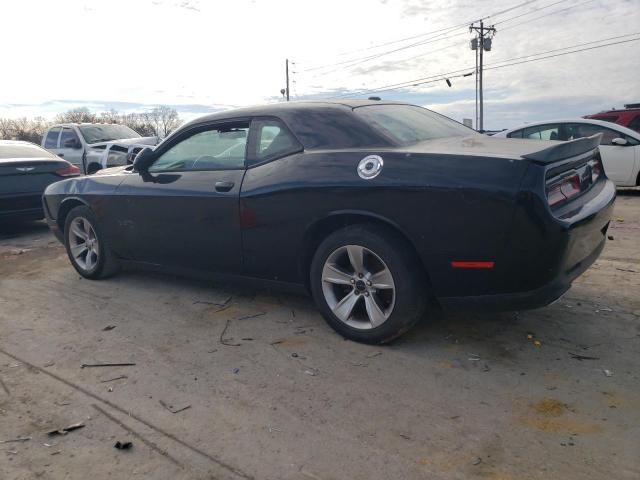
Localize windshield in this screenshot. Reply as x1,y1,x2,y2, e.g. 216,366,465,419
0,143,58,159
78,124,141,144
354,104,475,146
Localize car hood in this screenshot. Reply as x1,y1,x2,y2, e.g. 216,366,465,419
406,135,564,160
87,136,159,148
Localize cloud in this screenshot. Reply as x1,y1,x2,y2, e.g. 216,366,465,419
0,0,637,128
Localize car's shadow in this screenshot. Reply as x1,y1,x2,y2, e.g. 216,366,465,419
0,219,50,239
616,187,640,197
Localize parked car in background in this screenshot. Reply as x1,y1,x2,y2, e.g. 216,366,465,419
0,140,80,222
41,123,159,175
585,103,640,133
494,119,640,187
43,101,615,344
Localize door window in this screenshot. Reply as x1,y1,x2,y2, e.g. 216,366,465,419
507,129,524,138
566,124,623,146
251,119,301,164
522,124,562,140
59,128,80,149
627,115,640,133
150,124,249,172
44,128,61,148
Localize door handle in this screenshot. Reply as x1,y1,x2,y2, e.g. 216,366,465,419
215,181,234,192
58,153,64,157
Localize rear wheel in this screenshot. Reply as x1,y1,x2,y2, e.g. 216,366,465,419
310,224,427,344
64,205,119,279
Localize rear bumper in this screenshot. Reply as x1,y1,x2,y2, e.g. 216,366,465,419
440,178,615,311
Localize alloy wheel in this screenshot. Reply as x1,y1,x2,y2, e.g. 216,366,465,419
321,244,396,330
68,217,100,271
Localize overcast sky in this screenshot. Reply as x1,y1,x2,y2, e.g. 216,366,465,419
1,0,638,129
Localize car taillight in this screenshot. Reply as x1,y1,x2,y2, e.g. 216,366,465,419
589,158,602,183
55,164,81,177
546,172,581,207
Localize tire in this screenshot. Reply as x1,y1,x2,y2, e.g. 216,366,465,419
63,205,120,279
310,224,428,344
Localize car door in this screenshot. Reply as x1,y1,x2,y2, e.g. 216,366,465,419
57,127,85,171
43,127,61,155
111,120,249,273
567,123,636,185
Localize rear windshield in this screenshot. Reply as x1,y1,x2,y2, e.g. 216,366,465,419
0,143,58,159
78,124,141,144
354,104,475,145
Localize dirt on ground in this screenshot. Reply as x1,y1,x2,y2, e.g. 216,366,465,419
1,191,639,480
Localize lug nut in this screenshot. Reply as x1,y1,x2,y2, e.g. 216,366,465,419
350,279,355,283
364,292,370,297
367,281,372,286
354,290,360,295
358,273,363,278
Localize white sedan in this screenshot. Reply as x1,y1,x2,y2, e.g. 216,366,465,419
494,119,640,187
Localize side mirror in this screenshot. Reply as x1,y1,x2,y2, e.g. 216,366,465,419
611,137,628,146
133,147,156,172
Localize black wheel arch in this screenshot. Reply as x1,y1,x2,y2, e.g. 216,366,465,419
56,197,90,232
298,210,433,295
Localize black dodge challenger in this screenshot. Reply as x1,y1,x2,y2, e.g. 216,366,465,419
43,100,615,343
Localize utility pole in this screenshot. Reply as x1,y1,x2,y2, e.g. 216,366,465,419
285,58,290,102
470,21,496,132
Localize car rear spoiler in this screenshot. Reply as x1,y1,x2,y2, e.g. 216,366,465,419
522,134,601,164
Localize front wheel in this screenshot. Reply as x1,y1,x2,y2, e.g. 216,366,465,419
64,205,119,279
310,224,428,344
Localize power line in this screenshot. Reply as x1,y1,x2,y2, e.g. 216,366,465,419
297,0,545,73
493,0,569,25
499,0,596,31
328,34,640,99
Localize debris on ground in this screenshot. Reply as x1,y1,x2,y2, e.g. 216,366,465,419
468,353,480,361
0,436,31,444
603,369,614,377
366,351,383,358
220,312,266,347
607,235,614,240
569,352,600,361
615,217,624,223
81,362,136,368
159,400,191,414
48,422,85,436
114,441,133,450
43,361,55,367
472,457,482,466
102,325,116,331
616,267,638,273
193,296,232,306
304,369,317,376
233,368,240,374
99,375,128,383
6,449,18,455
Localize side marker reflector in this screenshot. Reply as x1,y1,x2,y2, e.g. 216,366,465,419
451,261,495,269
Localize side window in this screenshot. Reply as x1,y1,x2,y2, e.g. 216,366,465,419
507,129,523,138
523,125,560,141
251,119,301,164
44,128,61,149
150,124,248,172
566,123,619,146
627,115,640,133
59,128,79,148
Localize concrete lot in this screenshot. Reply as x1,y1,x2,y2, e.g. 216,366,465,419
1,192,639,480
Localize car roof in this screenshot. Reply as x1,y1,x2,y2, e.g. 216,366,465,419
184,99,410,125
499,118,640,139
0,139,37,146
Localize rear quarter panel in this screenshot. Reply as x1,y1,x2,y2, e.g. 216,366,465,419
240,150,529,297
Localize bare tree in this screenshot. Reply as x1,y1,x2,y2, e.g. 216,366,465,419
143,106,181,138
54,107,98,124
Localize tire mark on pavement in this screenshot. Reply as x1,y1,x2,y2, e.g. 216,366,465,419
0,347,253,480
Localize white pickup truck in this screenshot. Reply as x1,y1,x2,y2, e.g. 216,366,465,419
41,123,158,174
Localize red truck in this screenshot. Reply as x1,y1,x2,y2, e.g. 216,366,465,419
585,103,640,133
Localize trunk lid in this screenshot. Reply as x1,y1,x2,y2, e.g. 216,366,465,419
0,158,69,195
